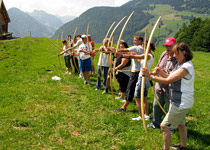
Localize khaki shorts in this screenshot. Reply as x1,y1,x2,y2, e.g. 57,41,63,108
161,103,190,129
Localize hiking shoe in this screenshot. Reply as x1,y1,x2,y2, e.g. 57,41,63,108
132,116,142,121
171,145,187,150
144,115,150,121
113,108,126,112
115,97,123,100
147,123,158,129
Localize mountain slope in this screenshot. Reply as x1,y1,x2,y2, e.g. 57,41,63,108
56,15,77,24
8,8,54,37
28,10,63,30
53,0,210,45
53,6,153,44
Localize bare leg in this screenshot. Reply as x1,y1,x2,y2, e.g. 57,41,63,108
178,124,187,147
121,100,130,109
83,71,90,81
135,98,142,117
135,97,149,117
161,125,171,150
68,67,72,73
106,75,110,88
121,92,125,99
144,97,149,116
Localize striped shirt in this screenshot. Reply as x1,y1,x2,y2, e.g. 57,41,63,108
155,51,177,95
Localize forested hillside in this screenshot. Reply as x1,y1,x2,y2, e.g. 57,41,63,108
175,17,210,52
53,0,210,45
53,6,152,44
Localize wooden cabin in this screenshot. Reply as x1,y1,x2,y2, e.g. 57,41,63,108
0,0,11,39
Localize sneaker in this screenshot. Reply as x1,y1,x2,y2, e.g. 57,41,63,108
95,88,99,91
120,100,126,103
102,90,107,94
144,115,150,121
147,123,157,129
113,108,126,112
68,72,72,75
84,81,88,85
115,97,123,100
79,74,83,78
171,145,187,150
132,116,142,121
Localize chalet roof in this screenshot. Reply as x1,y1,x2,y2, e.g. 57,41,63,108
0,0,10,22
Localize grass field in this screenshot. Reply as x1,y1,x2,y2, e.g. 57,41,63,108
0,37,210,150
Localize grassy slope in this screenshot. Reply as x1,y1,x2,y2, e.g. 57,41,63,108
142,4,209,45
0,37,210,149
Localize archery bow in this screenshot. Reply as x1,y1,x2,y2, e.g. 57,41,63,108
86,24,93,68
71,27,80,73
99,21,116,80
107,16,127,93
113,11,135,94
140,16,161,140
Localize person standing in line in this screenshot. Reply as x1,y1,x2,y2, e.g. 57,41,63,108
114,41,131,100
61,35,83,76
142,42,194,150
78,35,92,85
122,42,155,121
147,37,178,129
94,38,110,90
113,35,144,112
61,40,72,75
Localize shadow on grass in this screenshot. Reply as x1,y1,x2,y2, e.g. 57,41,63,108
187,129,210,150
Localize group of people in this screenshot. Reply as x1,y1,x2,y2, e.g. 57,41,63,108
58,34,194,150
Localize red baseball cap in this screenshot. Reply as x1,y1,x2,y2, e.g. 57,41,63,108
163,37,176,46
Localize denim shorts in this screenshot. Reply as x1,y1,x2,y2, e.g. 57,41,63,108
79,58,92,72
64,55,71,68
134,77,150,98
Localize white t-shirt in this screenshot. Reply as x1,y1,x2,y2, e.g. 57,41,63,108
169,61,194,109
78,42,92,60
139,53,154,77
97,47,109,67
128,45,144,72
63,45,70,56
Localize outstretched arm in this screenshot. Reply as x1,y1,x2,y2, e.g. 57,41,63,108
142,68,189,84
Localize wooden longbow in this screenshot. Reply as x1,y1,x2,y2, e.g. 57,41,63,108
140,16,161,140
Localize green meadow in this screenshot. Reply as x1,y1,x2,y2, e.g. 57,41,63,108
0,37,210,150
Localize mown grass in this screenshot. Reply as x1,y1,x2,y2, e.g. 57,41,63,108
0,37,210,150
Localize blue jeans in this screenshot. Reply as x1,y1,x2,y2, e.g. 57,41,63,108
96,66,109,89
